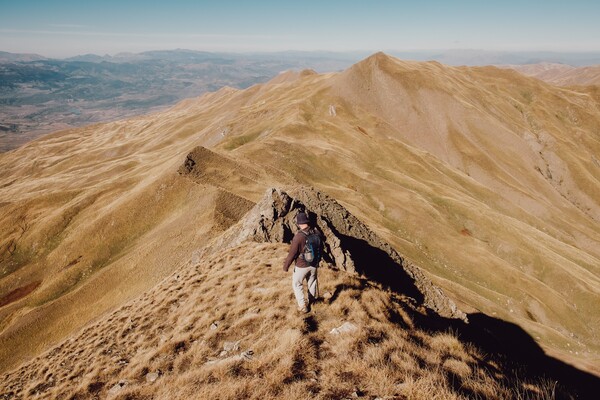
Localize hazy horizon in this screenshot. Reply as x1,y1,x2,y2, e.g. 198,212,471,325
1,0,599,58
4,47,600,62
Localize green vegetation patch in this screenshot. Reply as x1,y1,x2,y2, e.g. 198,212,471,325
520,90,534,104
223,131,262,150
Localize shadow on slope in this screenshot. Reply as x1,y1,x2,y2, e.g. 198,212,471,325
465,313,600,398
334,232,424,304
400,303,600,398
210,186,600,397
323,272,600,398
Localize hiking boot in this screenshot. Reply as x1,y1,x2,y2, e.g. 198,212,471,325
298,305,309,313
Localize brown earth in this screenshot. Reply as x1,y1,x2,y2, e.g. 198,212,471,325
0,280,41,308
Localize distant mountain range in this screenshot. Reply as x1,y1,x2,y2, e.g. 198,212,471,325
403,49,600,67
3,48,600,66
1,49,600,153
501,62,600,86
0,51,47,63
0,50,362,152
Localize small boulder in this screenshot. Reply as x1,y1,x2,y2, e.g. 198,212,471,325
246,306,261,315
239,350,254,360
223,340,241,352
330,322,358,335
107,380,127,397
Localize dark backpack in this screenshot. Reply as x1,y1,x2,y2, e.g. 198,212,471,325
300,229,321,266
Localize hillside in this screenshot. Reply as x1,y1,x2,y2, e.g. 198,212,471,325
503,63,600,86
0,245,568,400
1,188,597,399
1,52,600,392
214,53,600,370
0,50,357,152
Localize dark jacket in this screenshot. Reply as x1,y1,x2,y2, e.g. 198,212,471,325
283,228,315,271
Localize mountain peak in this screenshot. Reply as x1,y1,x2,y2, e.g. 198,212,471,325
366,51,392,62
335,52,450,97
353,51,399,72
353,51,443,74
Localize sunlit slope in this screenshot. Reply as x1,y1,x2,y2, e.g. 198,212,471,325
217,53,600,371
3,241,579,400
3,183,595,398
0,87,284,372
1,52,599,376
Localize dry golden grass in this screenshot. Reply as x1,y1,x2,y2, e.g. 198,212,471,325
1,52,599,384
0,95,281,372
228,53,600,373
0,242,571,399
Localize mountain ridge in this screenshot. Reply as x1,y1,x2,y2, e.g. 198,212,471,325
1,52,599,383
2,187,598,399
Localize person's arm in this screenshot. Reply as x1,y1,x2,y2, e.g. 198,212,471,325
283,233,301,271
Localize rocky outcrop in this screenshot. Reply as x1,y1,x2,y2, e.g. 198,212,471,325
177,146,263,189
206,187,467,321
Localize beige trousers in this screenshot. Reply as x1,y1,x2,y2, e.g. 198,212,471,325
292,266,318,308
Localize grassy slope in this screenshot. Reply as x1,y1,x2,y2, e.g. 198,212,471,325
1,53,599,379
0,242,571,399
0,87,277,372
221,54,600,372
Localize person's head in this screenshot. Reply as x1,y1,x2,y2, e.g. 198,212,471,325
296,212,310,229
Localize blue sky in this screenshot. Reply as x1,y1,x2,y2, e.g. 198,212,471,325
1,0,599,57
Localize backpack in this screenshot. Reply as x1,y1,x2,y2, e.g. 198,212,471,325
300,229,321,266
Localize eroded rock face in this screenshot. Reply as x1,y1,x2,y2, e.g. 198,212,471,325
207,187,466,321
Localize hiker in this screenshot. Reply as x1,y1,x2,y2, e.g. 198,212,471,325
283,212,322,313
